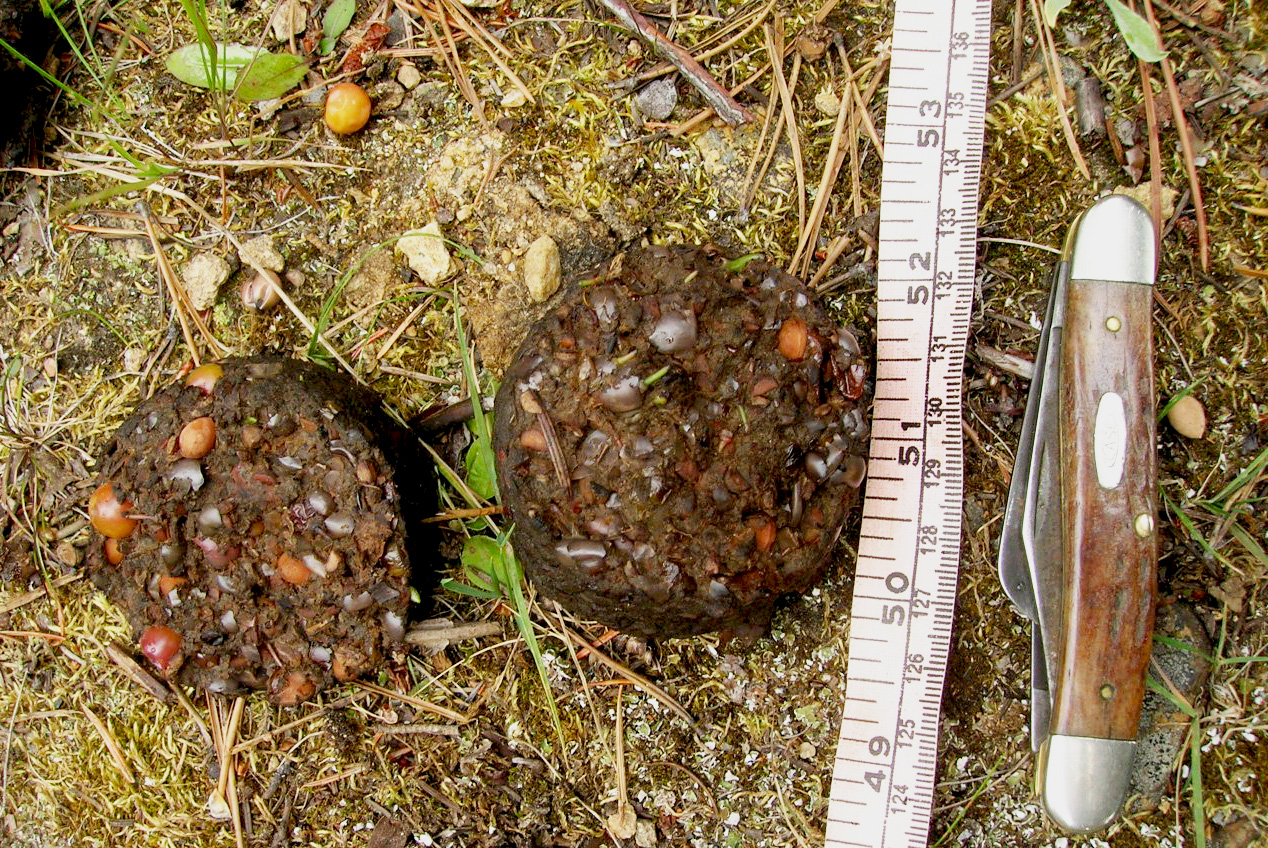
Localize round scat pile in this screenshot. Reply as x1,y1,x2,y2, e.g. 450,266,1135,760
494,245,871,639
85,356,418,704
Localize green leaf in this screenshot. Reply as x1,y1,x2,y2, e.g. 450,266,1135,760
1103,0,1167,62
1043,0,1072,26
464,434,497,501
461,535,504,590
234,52,308,101
165,42,260,90
724,252,762,272
321,0,356,54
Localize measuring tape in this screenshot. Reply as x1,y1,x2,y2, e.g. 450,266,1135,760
825,1,991,845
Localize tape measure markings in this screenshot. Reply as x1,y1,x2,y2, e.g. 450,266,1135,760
824,0,991,846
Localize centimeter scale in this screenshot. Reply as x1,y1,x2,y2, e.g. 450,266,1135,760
825,1,991,846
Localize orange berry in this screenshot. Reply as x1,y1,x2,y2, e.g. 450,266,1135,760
88,482,137,539
324,83,372,134
139,625,183,672
185,363,223,394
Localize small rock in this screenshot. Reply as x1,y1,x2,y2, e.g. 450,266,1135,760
634,817,658,848
397,222,451,284
523,235,561,302
500,88,528,109
182,252,233,311
634,78,677,121
797,37,826,60
396,63,422,90
814,86,841,117
238,234,284,273
798,740,817,760
1113,183,1178,220
606,805,636,839
268,0,306,41
1167,393,1207,439
346,249,397,311
371,81,405,114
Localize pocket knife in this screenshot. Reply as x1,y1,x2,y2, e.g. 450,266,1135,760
997,194,1158,833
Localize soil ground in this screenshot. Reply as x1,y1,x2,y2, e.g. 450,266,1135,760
0,0,1265,847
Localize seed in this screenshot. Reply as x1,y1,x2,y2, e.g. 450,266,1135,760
355,459,378,484
648,310,697,353
158,575,188,595
273,670,316,705
752,516,776,553
185,363,223,394
519,426,547,451
241,269,282,311
139,625,183,673
103,537,125,565
276,553,310,585
324,82,372,134
88,482,137,539
778,317,808,361
178,417,216,459
519,390,543,415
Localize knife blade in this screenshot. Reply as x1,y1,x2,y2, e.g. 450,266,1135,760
998,194,1158,833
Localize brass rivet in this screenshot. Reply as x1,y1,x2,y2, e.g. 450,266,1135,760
1106,316,1122,332
1100,684,1115,700
1135,513,1154,537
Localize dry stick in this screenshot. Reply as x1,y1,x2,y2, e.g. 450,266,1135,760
638,0,776,83
789,73,852,276
441,0,535,104
140,208,204,367
1143,0,1210,271
765,23,807,243
1028,0,1090,180
376,296,434,361
562,627,696,728
81,706,136,784
739,89,780,209
599,0,754,125
1137,56,1166,249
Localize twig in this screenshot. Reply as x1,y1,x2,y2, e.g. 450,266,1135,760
1143,0,1209,271
356,680,469,724
439,0,534,104
1028,0,1090,180
404,619,504,649
599,0,754,125
765,22,806,240
104,642,171,702
1137,53,1165,245
0,572,81,614
562,627,696,728
81,706,136,784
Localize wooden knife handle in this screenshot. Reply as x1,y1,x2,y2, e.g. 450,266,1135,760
1052,277,1157,741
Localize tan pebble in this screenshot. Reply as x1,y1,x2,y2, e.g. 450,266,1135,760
396,222,451,284
500,88,528,108
523,235,561,302
396,62,422,90
1167,394,1206,439
798,741,817,760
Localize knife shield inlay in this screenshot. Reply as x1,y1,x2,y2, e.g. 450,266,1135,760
1094,392,1127,489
